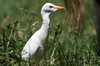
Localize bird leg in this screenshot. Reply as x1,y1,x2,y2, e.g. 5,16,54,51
39,45,44,51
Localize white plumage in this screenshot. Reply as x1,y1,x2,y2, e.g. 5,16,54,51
21,3,65,60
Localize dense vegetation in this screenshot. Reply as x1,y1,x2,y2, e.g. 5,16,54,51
0,0,99,66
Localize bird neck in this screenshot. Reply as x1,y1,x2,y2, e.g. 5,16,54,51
40,13,50,30
41,12,50,20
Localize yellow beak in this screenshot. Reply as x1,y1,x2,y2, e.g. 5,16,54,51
53,6,66,9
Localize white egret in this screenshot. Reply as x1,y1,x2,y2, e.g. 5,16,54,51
21,3,65,60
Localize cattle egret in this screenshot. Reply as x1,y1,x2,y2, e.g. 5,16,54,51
21,3,65,60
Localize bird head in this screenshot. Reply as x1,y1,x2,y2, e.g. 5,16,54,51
41,3,65,17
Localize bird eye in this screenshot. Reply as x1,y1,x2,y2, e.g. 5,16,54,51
49,6,53,8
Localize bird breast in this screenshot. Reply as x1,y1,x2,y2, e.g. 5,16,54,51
36,29,48,43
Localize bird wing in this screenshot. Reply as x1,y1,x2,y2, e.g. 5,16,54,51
21,33,41,58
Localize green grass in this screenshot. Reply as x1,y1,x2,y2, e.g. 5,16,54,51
0,0,100,66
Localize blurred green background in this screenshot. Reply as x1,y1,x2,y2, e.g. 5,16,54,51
0,0,99,66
